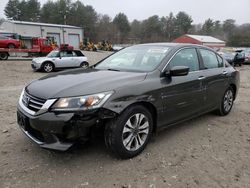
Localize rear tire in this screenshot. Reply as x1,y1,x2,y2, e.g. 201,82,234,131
42,62,54,73
80,62,89,69
104,105,153,159
217,86,234,116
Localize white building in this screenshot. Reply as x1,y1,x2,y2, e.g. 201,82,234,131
0,20,84,49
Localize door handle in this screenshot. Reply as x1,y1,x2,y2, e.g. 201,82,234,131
198,76,206,80
222,71,228,75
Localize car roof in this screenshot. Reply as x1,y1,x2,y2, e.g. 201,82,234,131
52,49,82,52
135,42,209,49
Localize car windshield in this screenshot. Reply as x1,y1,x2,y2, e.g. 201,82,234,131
47,51,59,58
95,45,171,72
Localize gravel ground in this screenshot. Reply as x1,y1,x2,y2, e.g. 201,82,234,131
0,52,250,188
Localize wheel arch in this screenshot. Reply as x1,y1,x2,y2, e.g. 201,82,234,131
119,101,158,133
41,61,55,68
41,61,55,72
7,43,16,48
229,83,237,100
80,61,89,66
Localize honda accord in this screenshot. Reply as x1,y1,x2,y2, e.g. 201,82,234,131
17,43,240,158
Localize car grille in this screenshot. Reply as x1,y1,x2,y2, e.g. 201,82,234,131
22,91,46,112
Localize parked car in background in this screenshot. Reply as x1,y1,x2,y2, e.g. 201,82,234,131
31,49,89,72
17,43,239,158
233,50,245,66
0,35,21,48
245,53,250,64
218,49,235,64
218,48,245,66
243,48,250,64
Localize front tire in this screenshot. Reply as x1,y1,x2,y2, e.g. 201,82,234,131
80,62,89,69
217,87,234,116
104,105,153,159
42,62,54,73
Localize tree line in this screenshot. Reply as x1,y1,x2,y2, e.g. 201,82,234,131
3,0,250,46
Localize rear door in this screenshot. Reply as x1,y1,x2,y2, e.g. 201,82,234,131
161,47,206,125
198,48,229,110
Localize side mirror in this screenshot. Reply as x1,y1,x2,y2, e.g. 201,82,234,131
166,66,189,77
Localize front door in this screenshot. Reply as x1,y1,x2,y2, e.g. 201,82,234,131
160,48,206,126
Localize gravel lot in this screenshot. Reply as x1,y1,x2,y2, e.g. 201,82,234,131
0,51,250,188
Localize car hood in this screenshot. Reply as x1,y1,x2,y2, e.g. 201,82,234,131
26,68,147,99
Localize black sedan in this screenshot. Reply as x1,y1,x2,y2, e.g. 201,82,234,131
17,43,240,158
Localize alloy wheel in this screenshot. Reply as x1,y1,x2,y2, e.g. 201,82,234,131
224,89,233,112
122,113,149,151
44,63,53,72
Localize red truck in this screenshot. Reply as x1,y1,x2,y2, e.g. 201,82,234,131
0,37,53,60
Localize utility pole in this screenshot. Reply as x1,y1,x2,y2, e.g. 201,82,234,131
64,15,67,25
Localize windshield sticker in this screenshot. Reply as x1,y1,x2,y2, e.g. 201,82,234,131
147,48,169,54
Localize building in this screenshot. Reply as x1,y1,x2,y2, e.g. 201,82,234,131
173,34,226,48
0,20,84,49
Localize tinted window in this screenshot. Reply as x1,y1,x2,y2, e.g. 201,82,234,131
235,52,245,59
72,51,77,57
217,55,224,67
168,48,199,72
200,49,220,69
74,50,84,56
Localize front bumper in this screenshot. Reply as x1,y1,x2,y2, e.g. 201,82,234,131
17,104,101,151
31,62,42,70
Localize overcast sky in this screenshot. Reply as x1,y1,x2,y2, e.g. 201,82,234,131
0,0,250,24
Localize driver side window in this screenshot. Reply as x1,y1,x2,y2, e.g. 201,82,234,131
168,48,199,72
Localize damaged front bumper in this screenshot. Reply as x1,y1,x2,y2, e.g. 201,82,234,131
17,103,116,151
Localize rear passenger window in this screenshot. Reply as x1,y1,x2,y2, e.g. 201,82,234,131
217,55,224,67
168,48,199,72
200,49,220,69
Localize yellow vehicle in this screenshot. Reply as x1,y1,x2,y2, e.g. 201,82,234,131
80,41,97,51
97,41,113,51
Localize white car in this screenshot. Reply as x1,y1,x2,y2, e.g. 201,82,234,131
31,50,89,72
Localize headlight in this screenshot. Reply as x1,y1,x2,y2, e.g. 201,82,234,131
51,91,114,111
